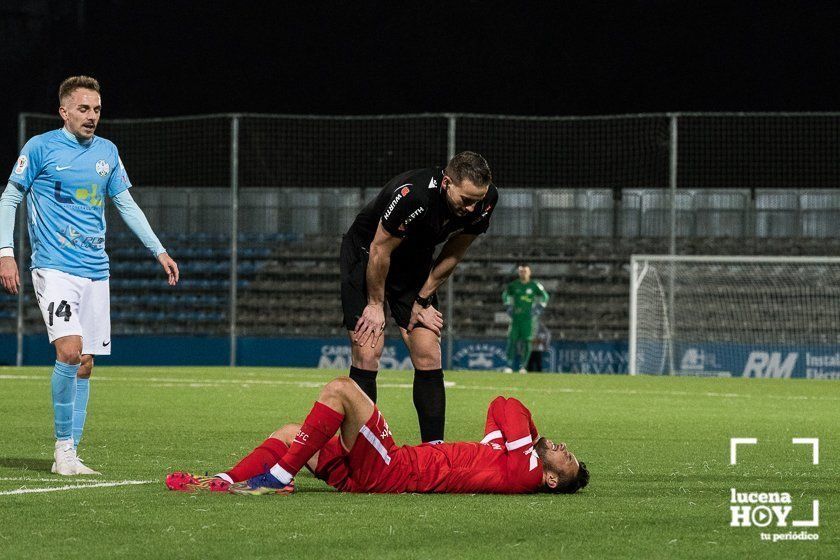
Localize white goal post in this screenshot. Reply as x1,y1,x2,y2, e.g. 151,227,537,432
629,255,840,378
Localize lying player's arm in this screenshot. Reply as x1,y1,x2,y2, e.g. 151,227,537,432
354,222,402,346
112,190,179,286
481,396,539,449
0,182,23,294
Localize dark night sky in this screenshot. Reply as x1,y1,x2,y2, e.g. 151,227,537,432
3,0,840,158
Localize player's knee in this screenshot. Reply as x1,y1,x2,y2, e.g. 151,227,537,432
321,377,355,400
413,356,442,370
351,348,381,371
271,423,300,444
411,350,441,370
55,346,82,365
352,345,382,371
77,356,94,379
355,356,380,370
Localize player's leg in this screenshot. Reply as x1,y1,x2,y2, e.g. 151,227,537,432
348,330,385,402
166,424,298,493
167,423,340,493
224,424,298,483
527,350,542,372
341,235,380,401
388,284,446,444
230,377,374,494
53,335,82,438
400,326,446,442
73,277,110,455
504,323,517,372
519,319,534,374
73,354,93,450
32,269,88,475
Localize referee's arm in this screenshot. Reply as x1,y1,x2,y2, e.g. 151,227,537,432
354,222,402,347
418,233,477,298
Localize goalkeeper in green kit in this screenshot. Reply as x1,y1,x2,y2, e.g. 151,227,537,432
502,263,549,373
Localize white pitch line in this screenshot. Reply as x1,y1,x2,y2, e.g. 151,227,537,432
0,480,155,496
0,374,837,401
0,477,85,483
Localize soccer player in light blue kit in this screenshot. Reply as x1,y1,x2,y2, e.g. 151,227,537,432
0,76,179,475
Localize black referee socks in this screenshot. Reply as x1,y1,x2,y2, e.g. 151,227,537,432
413,368,446,443
349,366,378,403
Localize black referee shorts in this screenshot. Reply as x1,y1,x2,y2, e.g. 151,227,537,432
340,235,438,331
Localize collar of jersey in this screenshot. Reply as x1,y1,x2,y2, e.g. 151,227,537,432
60,127,93,146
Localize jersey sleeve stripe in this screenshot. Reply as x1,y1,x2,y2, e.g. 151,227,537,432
359,424,392,465
505,435,533,451
8,180,26,192
480,430,503,444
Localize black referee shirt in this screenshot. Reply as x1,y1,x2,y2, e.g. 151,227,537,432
346,167,498,264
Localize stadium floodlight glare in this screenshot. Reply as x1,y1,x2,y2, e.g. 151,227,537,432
629,255,840,377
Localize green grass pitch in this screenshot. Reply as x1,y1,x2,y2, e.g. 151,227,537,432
0,367,837,559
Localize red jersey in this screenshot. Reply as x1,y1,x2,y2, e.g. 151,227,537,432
312,397,544,494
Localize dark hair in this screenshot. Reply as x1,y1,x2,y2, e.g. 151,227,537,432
549,460,590,494
59,76,100,104
445,151,492,187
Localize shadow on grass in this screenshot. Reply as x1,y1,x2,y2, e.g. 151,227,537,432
0,457,54,471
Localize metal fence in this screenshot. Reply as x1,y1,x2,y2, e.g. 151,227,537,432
6,112,840,366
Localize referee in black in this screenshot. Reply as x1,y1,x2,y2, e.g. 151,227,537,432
341,151,498,443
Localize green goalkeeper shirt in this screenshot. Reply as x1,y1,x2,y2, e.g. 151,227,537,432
502,280,549,319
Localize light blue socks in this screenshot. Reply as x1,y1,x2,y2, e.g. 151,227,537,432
51,361,79,441
72,377,90,449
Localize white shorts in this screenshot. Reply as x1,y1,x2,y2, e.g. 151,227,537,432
31,268,112,355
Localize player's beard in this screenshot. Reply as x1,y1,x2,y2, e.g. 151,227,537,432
533,437,549,459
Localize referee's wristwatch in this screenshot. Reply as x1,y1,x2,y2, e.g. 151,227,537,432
415,294,434,309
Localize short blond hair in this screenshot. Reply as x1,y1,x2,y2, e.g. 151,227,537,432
59,76,100,104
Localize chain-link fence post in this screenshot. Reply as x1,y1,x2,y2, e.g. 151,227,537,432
445,114,456,370
666,114,679,374
229,115,240,367
16,114,26,367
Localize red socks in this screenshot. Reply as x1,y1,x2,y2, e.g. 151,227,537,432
225,437,289,482
273,402,344,481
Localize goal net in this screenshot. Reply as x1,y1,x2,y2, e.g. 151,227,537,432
629,255,840,378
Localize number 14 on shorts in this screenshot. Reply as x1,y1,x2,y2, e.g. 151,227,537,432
47,300,72,326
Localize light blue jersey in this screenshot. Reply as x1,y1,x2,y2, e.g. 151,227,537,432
8,128,131,280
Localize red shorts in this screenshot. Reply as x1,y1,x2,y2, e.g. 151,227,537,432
311,407,409,493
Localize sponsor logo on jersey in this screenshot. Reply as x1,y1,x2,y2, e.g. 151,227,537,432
383,193,404,221
428,177,437,189
401,186,410,196
95,159,110,176
401,206,425,229
14,155,27,175
75,184,104,207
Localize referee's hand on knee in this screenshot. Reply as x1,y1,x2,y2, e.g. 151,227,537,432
354,303,385,348
407,303,443,336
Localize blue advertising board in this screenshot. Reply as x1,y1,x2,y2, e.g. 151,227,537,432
1,334,836,378
666,341,840,379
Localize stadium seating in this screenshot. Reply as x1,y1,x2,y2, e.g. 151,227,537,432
11,187,840,341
